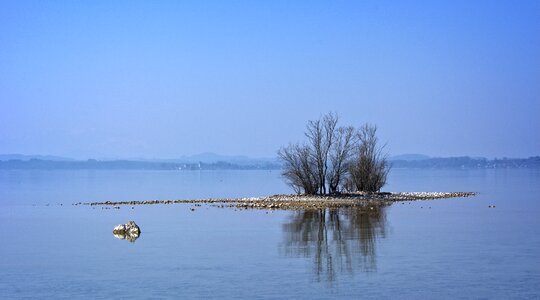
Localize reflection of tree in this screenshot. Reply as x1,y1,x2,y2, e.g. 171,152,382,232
281,204,389,282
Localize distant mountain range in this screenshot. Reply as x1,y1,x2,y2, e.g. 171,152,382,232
389,154,431,161
0,152,280,170
389,156,540,169
0,154,74,161
133,152,278,165
0,152,276,164
1,153,539,170
2,152,433,163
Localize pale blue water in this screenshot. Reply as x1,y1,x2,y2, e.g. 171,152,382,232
0,169,539,299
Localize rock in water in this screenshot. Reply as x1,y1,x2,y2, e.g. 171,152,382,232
112,221,141,242
113,224,126,232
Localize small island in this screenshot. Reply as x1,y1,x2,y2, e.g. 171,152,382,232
83,191,476,210
80,113,477,210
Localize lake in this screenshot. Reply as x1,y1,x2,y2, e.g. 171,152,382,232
0,168,539,299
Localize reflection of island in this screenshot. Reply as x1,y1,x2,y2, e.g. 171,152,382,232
281,204,389,282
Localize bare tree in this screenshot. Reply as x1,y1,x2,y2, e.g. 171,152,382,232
327,126,356,194
305,112,338,194
278,114,389,195
278,143,319,194
347,124,390,193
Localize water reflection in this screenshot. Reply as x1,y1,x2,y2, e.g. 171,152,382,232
281,204,389,282
112,231,140,243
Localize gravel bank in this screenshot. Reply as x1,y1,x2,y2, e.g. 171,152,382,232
80,192,476,210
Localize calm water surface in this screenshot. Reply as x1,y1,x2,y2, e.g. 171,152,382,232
0,169,539,299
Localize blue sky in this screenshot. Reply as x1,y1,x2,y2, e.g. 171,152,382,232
1,0,538,159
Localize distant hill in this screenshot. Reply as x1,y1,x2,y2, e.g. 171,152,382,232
131,152,278,166
0,152,278,165
0,159,281,170
172,152,277,165
0,152,281,170
0,154,73,161
390,154,430,161
390,156,540,169
1,153,538,170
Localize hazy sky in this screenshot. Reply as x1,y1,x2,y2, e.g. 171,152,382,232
1,1,538,159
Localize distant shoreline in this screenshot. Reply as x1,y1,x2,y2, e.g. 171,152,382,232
1,156,539,170
79,192,476,210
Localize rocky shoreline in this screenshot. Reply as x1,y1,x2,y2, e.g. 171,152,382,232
80,192,476,210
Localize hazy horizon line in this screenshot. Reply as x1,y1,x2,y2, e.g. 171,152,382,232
1,152,538,162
